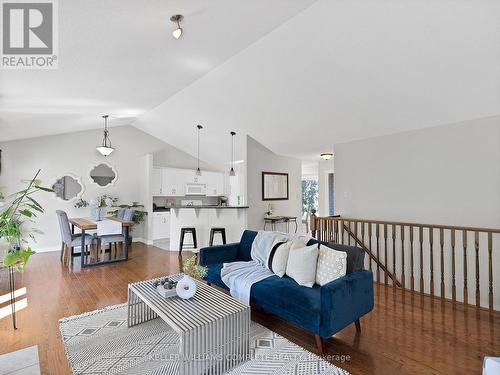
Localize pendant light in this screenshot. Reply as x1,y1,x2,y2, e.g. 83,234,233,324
229,131,236,176
195,124,203,176
170,15,184,39
96,115,115,156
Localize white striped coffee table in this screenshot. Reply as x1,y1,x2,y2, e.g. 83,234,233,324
127,274,250,375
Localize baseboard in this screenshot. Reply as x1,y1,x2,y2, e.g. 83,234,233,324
32,238,150,253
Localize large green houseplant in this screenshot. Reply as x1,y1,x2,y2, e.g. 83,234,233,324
0,170,52,271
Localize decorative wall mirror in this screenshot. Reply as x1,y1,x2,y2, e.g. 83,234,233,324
89,162,117,188
51,174,84,202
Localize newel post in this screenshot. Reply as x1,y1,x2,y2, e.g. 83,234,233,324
310,210,317,238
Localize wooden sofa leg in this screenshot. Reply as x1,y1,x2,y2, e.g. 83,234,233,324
355,319,361,333
314,334,324,356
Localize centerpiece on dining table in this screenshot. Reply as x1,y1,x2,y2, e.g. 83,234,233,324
88,195,118,221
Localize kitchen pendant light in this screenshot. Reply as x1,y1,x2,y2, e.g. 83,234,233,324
170,15,184,39
96,115,115,156
196,124,203,176
229,131,236,176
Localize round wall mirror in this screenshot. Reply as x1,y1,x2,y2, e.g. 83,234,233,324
89,163,117,188
52,175,83,201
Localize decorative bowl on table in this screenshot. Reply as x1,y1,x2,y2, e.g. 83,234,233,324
153,278,178,298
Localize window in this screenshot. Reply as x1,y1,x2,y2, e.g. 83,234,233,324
301,178,318,215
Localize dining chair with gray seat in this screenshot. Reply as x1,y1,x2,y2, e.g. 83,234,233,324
96,209,134,260
56,210,97,267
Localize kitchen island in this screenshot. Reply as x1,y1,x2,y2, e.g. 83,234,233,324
168,206,248,252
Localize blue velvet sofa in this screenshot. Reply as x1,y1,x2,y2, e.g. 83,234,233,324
199,230,374,354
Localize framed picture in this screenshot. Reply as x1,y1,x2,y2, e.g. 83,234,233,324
262,172,289,201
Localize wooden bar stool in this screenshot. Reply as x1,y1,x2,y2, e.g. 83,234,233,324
209,227,227,246
179,227,197,256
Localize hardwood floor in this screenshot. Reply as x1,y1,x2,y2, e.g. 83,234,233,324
0,243,498,375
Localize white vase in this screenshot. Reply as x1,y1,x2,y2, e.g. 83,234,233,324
176,275,197,299
90,206,106,221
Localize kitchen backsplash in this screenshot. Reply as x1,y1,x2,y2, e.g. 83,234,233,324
152,196,220,207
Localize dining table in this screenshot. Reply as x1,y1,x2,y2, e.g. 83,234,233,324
68,217,134,268
264,215,298,233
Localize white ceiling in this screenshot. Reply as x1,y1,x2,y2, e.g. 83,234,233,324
2,0,500,164
133,0,500,163
0,0,316,140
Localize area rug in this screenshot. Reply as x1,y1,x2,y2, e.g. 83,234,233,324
59,304,349,375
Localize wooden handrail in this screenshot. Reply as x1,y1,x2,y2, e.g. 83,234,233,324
314,216,500,234
310,213,499,312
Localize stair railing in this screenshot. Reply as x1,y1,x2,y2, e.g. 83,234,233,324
310,214,499,311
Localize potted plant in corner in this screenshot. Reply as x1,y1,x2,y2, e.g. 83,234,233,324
109,202,147,244
0,170,53,329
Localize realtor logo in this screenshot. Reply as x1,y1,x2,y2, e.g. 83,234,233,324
1,0,58,69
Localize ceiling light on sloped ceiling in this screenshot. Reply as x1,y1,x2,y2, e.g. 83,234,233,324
320,152,333,160
96,115,115,156
170,15,184,39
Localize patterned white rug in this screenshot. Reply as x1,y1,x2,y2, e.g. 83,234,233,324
59,304,349,375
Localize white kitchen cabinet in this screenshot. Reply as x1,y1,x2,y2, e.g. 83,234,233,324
204,171,225,196
162,168,185,196
151,167,163,195
152,167,225,197
153,212,170,239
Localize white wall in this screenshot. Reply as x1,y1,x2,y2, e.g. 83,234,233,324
0,125,202,252
246,136,302,231
335,116,500,228
318,158,334,216
334,116,500,308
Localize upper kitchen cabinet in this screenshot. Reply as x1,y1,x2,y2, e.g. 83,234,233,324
151,167,163,195
204,171,225,196
151,167,225,197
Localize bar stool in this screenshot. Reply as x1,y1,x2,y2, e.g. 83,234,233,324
209,227,227,246
179,227,197,256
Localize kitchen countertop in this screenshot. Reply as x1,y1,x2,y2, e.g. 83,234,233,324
169,205,249,209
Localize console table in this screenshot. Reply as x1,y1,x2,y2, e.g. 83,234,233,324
128,274,250,375
264,215,298,233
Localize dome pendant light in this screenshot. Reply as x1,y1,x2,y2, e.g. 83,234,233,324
195,124,203,176
229,131,236,177
170,15,184,39
96,115,115,156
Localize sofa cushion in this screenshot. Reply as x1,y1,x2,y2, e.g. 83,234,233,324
307,238,365,274
326,242,365,274
316,245,347,286
286,244,319,287
238,230,258,261
251,275,321,330
203,263,228,289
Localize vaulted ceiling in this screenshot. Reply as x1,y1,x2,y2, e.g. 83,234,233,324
2,0,499,163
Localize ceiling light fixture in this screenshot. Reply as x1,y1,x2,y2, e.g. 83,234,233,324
229,131,236,176
196,124,203,176
320,152,333,160
170,14,184,39
96,115,115,156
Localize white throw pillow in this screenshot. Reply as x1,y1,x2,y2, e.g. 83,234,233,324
270,240,292,277
290,236,308,249
286,244,319,287
316,245,347,286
